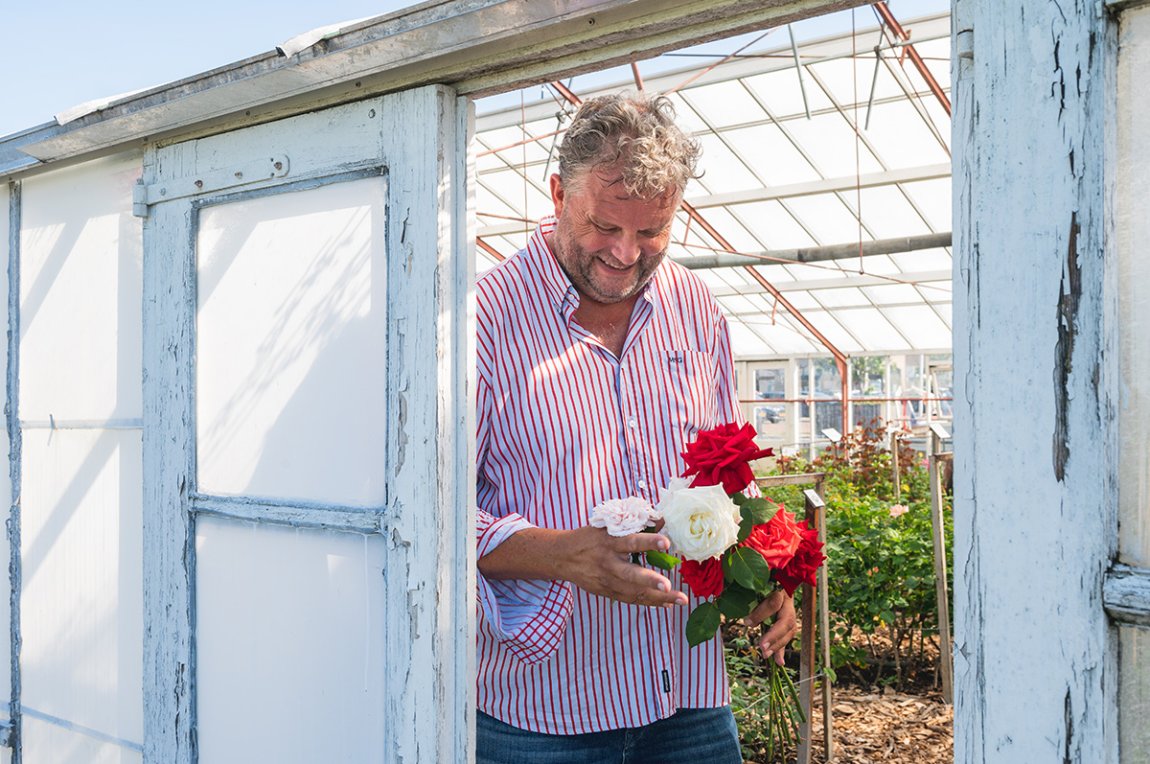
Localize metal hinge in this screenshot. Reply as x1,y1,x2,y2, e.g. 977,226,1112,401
132,154,290,217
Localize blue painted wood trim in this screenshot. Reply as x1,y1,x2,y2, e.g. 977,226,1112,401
190,494,385,534
6,181,22,760
189,165,388,213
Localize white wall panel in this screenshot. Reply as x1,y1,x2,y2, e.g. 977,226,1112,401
0,181,12,719
1117,8,1150,760
195,516,386,763
20,428,143,753
21,715,140,764
1118,5,1150,570
18,154,142,421
195,177,388,507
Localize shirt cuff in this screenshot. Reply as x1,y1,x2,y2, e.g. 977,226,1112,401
477,513,574,664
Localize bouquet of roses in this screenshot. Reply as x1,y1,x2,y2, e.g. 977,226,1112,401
589,422,826,644
589,421,826,755
662,422,825,645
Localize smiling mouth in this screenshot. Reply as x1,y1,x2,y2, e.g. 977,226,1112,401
597,257,634,273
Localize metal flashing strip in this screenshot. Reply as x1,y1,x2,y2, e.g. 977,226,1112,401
0,0,867,176
1104,564,1150,628
20,707,143,754
190,494,385,535
6,182,22,760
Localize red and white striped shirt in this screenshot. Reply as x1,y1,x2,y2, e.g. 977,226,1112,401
476,218,744,735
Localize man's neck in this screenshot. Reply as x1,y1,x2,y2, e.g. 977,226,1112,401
574,294,639,358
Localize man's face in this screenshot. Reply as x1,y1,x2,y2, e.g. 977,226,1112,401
548,168,680,306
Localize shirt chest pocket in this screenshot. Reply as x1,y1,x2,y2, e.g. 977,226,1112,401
661,350,718,436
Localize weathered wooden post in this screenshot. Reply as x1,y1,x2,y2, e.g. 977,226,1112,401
798,486,832,764
928,422,953,703
891,429,901,502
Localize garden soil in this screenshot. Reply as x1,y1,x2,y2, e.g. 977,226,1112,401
745,686,953,764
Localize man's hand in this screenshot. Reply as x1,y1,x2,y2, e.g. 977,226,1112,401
477,525,689,609
744,590,797,665
557,526,689,608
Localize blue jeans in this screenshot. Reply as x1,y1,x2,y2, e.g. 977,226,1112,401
476,707,742,764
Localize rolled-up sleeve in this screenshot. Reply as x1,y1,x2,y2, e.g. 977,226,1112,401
475,368,573,663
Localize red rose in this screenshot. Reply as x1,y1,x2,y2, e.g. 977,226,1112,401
743,508,803,569
682,422,774,495
773,521,827,596
679,557,724,599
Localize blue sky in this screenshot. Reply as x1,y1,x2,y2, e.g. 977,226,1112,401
0,0,419,137
1,0,949,139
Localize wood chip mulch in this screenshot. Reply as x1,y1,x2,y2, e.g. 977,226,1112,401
746,686,953,764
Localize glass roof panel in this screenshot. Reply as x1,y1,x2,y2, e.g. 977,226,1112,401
852,185,933,238
862,283,925,305
900,177,952,231
836,307,912,350
856,253,903,275
882,305,952,349
774,290,819,309
786,112,885,177
729,200,819,250
812,287,871,308
889,246,951,272
695,206,765,253
804,311,864,353
693,133,762,192
680,80,768,129
722,123,823,186
664,91,712,134
741,67,834,118
784,193,869,244
860,99,950,168
805,54,904,108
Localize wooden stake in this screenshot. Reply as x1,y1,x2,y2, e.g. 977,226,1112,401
928,424,954,704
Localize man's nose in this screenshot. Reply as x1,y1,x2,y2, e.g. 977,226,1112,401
610,233,641,265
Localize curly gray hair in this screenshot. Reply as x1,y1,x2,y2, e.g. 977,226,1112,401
557,92,701,199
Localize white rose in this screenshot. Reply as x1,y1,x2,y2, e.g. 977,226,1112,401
589,496,657,537
656,481,741,561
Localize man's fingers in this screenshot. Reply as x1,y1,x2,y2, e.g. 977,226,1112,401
743,590,784,627
754,592,798,661
614,532,672,555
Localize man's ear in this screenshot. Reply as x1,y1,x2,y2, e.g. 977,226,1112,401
549,174,565,217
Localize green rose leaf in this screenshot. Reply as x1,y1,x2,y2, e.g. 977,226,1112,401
723,546,773,592
716,583,760,620
644,550,681,570
685,601,722,647
731,492,748,506
737,515,754,543
740,498,779,527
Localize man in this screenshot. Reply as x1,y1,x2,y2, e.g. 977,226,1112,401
475,92,797,763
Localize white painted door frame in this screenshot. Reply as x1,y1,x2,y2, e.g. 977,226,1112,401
139,86,473,764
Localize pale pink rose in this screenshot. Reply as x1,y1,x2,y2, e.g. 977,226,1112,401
888,503,909,519
589,497,658,537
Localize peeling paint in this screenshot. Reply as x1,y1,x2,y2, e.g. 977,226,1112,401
1053,212,1081,481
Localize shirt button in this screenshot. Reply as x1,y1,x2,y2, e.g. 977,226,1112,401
628,416,637,428
637,479,647,489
